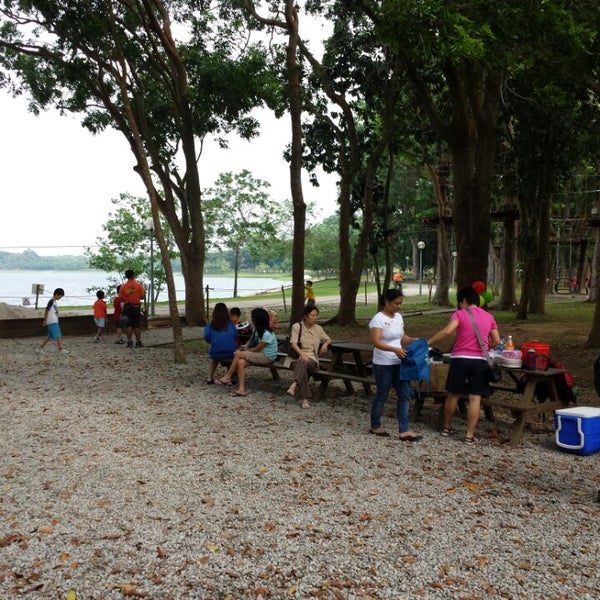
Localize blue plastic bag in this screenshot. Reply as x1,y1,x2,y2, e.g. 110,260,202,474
398,338,431,382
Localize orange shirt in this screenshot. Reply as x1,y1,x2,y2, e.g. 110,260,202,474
93,298,107,318
119,279,145,305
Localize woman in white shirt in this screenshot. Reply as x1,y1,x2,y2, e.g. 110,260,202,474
369,289,423,441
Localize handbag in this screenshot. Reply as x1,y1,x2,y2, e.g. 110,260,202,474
466,308,502,383
282,323,302,359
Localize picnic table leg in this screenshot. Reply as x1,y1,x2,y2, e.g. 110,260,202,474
509,411,527,447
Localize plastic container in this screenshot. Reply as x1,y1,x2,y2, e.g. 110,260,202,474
555,407,600,455
521,340,550,370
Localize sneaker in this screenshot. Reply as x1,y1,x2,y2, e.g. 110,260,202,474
115,338,125,345
59,349,70,354
135,340,143,348
126,341,133,348
93,336,100,343
35,347,44,354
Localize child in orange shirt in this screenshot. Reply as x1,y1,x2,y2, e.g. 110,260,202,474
93,290,108,342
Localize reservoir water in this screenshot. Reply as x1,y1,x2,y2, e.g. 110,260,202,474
0,270,291,307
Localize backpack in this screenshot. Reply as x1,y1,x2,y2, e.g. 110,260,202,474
398,338,431,383
521,355,577,403
547,356,577,403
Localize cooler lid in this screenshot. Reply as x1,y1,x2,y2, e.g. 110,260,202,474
555,406,600,418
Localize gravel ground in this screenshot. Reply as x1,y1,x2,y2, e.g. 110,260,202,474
1,328,599,600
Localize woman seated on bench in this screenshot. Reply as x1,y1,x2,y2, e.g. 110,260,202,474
215,307,278,397
286,305,332,409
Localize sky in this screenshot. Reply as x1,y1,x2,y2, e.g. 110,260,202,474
0,91,339,257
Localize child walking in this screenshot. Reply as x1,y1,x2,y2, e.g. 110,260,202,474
38,288,68,353
93,290,107,342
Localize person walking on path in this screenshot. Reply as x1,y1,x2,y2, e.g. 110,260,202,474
304,280,316,307
38,288,68,354
93,290,107,342
112,285,125,344
427,286,501,445
368,288,423,441
286,305,332,410
214,308,278,397
118,269,146,348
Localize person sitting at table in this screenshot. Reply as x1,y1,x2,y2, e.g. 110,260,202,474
427,286,501,445
214,307,278,397
286,305,332,410
204,302,238,384
369,288,423,441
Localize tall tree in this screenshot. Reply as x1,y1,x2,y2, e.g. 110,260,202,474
0,0,277,341
203,170,287,297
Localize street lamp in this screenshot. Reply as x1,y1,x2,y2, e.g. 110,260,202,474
451,251,458,288
145,218,155,317
417,241,425,295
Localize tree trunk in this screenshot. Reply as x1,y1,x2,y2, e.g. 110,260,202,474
586,227,600,346
517,195,551,318
497,217,518,310
286,0,307,326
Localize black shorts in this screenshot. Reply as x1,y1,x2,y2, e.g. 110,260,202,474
123,304,141,328
445,357,490,397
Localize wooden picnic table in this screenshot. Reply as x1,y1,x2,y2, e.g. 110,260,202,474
484,366,570,446
315,340,374,400
413,363,571,447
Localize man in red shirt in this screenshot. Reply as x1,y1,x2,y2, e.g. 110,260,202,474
118,269,146,348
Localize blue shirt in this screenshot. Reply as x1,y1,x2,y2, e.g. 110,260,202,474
204,322,238,359
250,329,278,361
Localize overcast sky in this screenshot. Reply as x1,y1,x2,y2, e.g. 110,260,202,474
0,91,338,257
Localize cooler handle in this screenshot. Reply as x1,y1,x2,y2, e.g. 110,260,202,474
555,416,585,450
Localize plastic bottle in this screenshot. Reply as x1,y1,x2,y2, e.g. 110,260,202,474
505,335,514,351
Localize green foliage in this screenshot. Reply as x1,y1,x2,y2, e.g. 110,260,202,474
0,250,88,270
204,170,289,262
85,193,178,297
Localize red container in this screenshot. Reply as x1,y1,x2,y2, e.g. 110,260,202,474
521,340,550,370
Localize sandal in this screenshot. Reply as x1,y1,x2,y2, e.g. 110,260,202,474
214,378,232,387
463,436,479,446
440,427,453,437
301,399,311,409
205,379,214,384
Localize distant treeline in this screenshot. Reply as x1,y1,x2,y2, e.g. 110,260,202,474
0,249,89,270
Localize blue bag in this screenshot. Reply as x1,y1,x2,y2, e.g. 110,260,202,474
398,338,431,382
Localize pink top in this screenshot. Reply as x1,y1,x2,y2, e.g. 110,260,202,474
450,306,498,359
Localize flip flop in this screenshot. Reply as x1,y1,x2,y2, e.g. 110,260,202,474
228,390,248,397
369,429,390,437
399,434,423,442
301,399,311,409
214,379,232,387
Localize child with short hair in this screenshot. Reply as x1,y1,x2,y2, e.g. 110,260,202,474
93,290,107,342
38,288,68,353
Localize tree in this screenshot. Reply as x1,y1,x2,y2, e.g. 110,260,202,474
203,170,288,296
0,0,278,348
85,193,178,304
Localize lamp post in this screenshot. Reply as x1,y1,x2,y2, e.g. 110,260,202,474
451,251,457,288
417,241,425,295
145,218,155,317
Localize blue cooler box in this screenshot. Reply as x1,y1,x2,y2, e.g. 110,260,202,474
555,407,600,455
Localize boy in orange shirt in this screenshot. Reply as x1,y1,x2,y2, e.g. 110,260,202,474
93,290,107,342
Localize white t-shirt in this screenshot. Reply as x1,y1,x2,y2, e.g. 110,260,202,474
45,299,59,325
369,311,404,366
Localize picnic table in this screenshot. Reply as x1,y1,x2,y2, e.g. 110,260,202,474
484,366,571,446
413,362,571,447
314,341,374,400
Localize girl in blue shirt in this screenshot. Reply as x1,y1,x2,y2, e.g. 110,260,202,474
204,302,238,384
215,307,277,396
